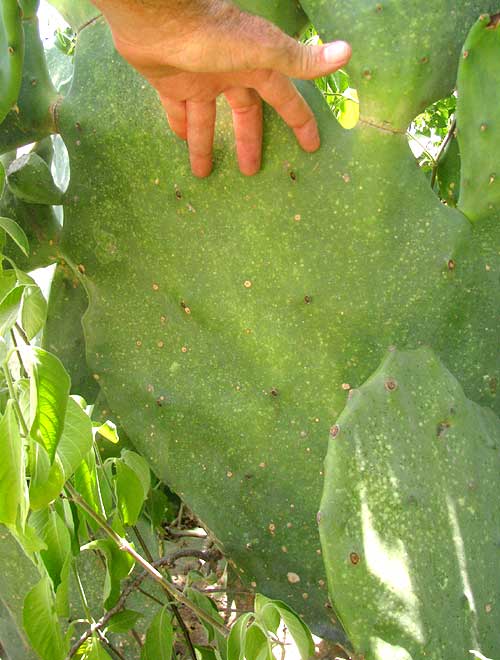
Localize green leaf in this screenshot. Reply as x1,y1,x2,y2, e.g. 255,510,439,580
336,88,359,130
244,624,270,660
21,280,47,340
147,488,170,529
29,396,91,509
30,508,71,590
270,601,314,660
0,216,29,256
74,450,100,515
195,648,221,660
30,347,71,462
0,285,24,337
121,450,151,499
23,576,67,660
29,443,65,510
106,609,143,633
82,535,134,608
253,598,313,660
0,401,26,527
141,605,174,660
185,587,224,644
227,613,252,660
55,553,71,617
86,635,112,659
115,460,146,526
94,419,119,444
254,595,280,634
0,270,17,300
0,336,7,364
57,396,93,479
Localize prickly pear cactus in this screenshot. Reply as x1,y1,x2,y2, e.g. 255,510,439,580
0,1,23,124
0,0,499,652
319,348,500,658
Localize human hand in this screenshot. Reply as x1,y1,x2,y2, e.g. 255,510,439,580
92,0,352,177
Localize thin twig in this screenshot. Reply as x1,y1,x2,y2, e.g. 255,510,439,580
130,628,143,648
97,629,127,660
173,502,184,528
10,329,27,377
2,364,30,437
63,493,227,660
166,548,218,565
131,524,197,660
164,527,207,539
137,586,165,607
14,322,29,345
430,117,457,190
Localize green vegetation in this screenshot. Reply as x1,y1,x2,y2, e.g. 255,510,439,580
0,1,499,659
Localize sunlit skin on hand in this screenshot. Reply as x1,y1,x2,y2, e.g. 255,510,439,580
92,0,352,177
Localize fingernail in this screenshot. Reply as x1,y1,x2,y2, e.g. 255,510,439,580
323,41,352,65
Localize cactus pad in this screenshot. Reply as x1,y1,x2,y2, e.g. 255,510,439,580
0,0,23,124
319,347,500,659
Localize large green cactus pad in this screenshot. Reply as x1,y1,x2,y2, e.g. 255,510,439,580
457,13,500,221
234,0,308,36
0,0,23,125
319,348,500,659
300,0,500,129
0,12,57,154
54,2,500,636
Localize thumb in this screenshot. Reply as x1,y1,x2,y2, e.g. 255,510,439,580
223,8,351,79
267,37,352,80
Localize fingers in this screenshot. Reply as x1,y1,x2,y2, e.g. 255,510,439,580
256,72,320,152
186,99,216,178
160,96,187,140
224,87,263,176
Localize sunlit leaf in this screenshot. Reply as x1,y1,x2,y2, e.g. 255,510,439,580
0,285,24,337
74,450,100,515
30,508,71,590
0,270,16,300
29,396,91,509
30,347,71,462
94,419,119,444
57,396,93,479
337,88,359,130
0,401,25,527
21,279,47,340
29,442,65,510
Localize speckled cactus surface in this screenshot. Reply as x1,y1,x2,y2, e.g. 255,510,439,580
0,0,499,656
